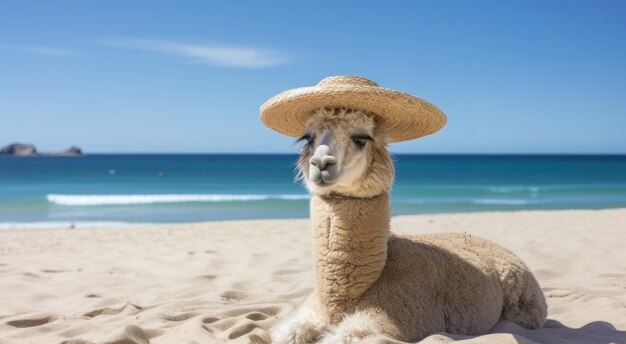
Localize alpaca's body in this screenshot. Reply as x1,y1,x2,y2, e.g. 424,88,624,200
371,233,546,338
273,193,547,343
269,107,547,343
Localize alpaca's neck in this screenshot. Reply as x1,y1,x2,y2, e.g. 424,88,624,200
310,192,390,323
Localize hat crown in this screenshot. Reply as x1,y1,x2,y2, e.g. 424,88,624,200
317,76,379,88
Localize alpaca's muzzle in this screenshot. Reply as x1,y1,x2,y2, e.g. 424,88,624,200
309,145,340,185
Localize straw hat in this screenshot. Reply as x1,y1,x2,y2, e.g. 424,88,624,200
260,76,446,142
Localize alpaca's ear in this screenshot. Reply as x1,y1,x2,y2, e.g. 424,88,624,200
378,133,392,146
372,115,386,132
370,140,395,187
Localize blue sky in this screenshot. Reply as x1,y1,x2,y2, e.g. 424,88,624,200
0,1,625,154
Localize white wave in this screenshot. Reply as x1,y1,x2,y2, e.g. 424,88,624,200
489,186,540,193
276,194,311,200
472,198,530,205
0,221,148,230
47,194,310,206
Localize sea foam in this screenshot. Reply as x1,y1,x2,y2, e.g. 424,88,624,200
0,221,148,229
471,198,530,205
47,194,310,206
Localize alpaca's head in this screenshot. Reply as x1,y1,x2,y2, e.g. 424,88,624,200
296,108,394,198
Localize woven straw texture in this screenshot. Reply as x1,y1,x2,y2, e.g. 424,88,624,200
260,76,447,142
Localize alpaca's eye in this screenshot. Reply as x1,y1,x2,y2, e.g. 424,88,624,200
352,136,371,149
296,134,314,147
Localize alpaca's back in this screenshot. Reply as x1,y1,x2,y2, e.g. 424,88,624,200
355,233,547,341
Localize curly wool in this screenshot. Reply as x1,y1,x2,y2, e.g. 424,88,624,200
309,193,547,341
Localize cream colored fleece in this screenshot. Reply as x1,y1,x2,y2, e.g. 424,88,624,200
310,192,547,341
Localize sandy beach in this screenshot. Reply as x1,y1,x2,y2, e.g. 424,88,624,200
1,208,625,344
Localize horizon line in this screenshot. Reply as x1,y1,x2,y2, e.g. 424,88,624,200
3,152,626,156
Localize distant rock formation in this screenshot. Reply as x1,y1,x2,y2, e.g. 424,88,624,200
0,143,82,156
55,146,82,156
0,143,37,156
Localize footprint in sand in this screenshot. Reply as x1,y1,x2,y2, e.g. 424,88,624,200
201,316,221,324
160,312,198,322
220,290,249,302
207,317,238,331
7,314,57,328
227,321,258,339
82,303,142,318
245,312,269,321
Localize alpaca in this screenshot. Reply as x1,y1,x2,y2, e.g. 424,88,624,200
271,107,547,343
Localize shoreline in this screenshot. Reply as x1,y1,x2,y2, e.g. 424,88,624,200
1,208,625,343
2,206,626,232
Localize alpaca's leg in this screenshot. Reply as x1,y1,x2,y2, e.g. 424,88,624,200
319,311,382,344
500,268,548,329
271,298,326,344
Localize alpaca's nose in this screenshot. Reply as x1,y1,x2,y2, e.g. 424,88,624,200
309,155,337,171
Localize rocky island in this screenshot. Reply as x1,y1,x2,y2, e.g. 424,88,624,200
0,143,82,156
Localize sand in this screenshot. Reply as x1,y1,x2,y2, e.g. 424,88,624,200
0,208,625,344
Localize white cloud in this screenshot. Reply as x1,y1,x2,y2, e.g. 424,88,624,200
21,46,76,57
101,38,289,68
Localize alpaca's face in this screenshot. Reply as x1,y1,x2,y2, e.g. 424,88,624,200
296,108,394,198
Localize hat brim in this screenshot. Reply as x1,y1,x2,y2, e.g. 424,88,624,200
260,85,447,143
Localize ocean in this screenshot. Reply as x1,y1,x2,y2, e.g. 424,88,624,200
1,154,625,228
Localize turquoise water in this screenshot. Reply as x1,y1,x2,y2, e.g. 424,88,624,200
1,154,626,227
